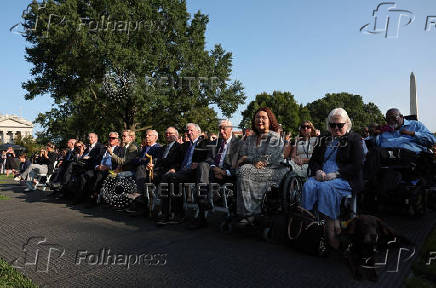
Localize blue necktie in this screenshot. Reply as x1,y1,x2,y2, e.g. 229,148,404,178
182,142,193,168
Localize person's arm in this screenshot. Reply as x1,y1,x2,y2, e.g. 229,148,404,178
409,122,436,147
267,135,284,167
237,139,251,166
337,133,363,179
308,137,324,176
283,142,293,159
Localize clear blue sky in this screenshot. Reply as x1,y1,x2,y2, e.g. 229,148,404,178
1,0,436,133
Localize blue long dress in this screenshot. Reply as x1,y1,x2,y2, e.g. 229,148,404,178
301,140,352,219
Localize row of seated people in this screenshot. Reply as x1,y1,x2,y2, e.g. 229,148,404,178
18,106,436,248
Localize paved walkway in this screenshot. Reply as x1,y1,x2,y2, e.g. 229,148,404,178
0,180,434,288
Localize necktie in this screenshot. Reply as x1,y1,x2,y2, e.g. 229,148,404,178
182,142,193,168
163,144,171,159
214,140,226,166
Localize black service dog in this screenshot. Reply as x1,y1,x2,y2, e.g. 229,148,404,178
340,215,413,281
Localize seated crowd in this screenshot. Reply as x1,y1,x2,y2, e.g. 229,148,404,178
12,107,436,246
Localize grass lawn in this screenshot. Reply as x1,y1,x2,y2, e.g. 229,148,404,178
405,224,436,287
0,174,14,180
0,258,38,288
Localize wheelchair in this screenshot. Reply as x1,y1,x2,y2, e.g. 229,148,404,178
363,147,429,216
215,162,307,240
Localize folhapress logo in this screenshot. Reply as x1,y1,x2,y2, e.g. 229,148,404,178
11,237,65,273
360,2,414,38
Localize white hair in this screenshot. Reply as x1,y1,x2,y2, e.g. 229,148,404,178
219,119,233,128
167,126,179,137
147,129,158,138
109,131,119,138
186,123,201,133
327,108,352,132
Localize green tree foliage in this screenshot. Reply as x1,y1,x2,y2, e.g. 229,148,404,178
240,91,302,134
22,0,245,144
306,93,385,133
13,135,43,156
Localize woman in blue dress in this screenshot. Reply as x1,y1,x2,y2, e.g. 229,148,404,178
302,108,364,249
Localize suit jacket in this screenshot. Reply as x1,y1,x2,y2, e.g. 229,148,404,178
155,141,181,172
177,136,210,170
205,136,241,176
64,149,74,162
111,142,138,171
309,132,364,194
110,146,125,170
137,144,163,166
84,142,106,170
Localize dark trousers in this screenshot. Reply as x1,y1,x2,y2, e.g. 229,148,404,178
159,168,197,218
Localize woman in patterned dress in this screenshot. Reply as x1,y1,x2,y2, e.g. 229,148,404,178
236,107,288,225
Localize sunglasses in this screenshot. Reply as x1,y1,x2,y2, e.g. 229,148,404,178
329,122,346,129
109,137,117,140
300,125,311,129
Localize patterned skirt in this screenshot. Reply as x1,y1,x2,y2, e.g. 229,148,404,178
236,164,288,216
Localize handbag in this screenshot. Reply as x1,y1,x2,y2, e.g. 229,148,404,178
287,206,328,256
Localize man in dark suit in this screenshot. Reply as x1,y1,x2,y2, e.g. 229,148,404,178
83,133,106,170
50,138,77,186
135,129,162,193
153,127,181,181
125,129,163,215
192,119,241,229
157,123,209,224
74,133,106,204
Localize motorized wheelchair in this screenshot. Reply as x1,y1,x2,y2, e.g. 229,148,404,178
362,146,431,216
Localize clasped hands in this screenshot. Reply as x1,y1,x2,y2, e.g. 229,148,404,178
315,170,337,182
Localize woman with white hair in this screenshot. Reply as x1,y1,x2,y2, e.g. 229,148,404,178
301,108,364,249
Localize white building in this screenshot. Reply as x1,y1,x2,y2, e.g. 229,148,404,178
0,114,33,144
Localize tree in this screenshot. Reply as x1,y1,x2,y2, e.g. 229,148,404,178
305,93,384,133
240,91,301,134
21,0,245,143
14,135,43,156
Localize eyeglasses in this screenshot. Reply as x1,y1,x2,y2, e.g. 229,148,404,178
300,125,311,130
329,123,346,129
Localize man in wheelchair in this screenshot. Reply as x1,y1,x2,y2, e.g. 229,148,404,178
365,108,436,214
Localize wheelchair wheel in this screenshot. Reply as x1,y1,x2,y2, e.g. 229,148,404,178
281,172,303,213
